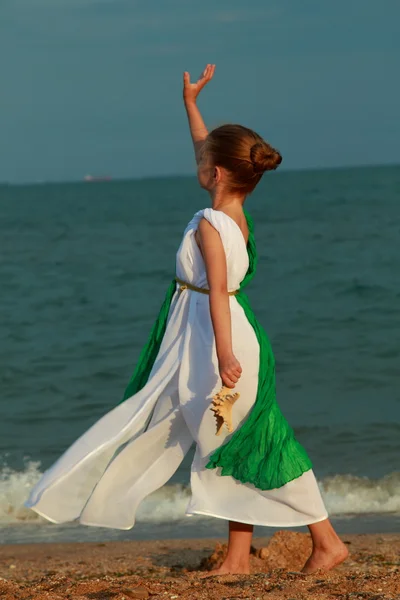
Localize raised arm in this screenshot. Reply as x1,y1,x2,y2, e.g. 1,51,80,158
197,218,242,389
183,64,215,164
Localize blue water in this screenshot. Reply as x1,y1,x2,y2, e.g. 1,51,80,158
1,166,399,543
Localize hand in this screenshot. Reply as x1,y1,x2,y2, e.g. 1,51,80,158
183,63,216,105
218,353,242,389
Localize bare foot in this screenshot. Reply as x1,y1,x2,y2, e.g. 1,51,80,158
301,540,349,574
199,562,250,578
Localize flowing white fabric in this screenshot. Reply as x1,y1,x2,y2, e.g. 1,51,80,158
25,208,328,529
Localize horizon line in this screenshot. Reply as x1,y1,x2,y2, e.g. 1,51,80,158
0,161,399,188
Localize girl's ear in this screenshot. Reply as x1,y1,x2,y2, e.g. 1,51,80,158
214,166,222,184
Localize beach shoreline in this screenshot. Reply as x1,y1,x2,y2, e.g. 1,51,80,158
0,531,399,599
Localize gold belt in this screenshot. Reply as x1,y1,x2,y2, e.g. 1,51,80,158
175,277,239,296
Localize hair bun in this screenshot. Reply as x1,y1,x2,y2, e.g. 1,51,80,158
250,142,282,174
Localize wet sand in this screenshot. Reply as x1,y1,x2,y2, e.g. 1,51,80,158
0,531,399,599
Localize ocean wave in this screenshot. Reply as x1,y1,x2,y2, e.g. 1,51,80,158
1,462,399,526
319,473,400,515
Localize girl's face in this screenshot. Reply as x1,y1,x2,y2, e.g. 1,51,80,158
197,149,216,191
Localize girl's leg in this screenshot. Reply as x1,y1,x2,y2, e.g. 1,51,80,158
302,518,349,573
200,520,253,576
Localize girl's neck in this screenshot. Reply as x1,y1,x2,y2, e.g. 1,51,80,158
210,188,246,212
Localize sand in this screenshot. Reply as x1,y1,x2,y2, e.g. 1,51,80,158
0,531,399,599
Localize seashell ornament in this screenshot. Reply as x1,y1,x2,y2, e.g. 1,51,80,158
210,386,240,436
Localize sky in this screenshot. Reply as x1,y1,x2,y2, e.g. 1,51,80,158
0,0,399,183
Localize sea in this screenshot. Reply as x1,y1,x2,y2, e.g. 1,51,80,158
0,165,399,545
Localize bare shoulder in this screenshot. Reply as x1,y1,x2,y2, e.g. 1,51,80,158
198,217,218,236
195,217,224,254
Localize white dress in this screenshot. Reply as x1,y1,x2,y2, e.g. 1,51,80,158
25,208,328,529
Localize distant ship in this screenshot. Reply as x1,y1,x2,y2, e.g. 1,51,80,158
84,175,112,182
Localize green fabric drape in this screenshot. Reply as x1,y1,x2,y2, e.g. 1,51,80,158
120,211,312,490
205,211,312,489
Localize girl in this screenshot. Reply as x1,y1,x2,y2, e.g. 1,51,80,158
25,64,348,575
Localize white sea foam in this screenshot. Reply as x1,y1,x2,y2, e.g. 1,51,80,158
0,461,47,524
320,473,400,515
1,462,399,525
135,484,191,523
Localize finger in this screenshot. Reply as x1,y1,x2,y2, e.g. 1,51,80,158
200,64,209,80
233,368,241,379
198,67,212,91
222,374,235,389
227,372,238,384
210,64,216,79
199,69,210,87
183,71,191,87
